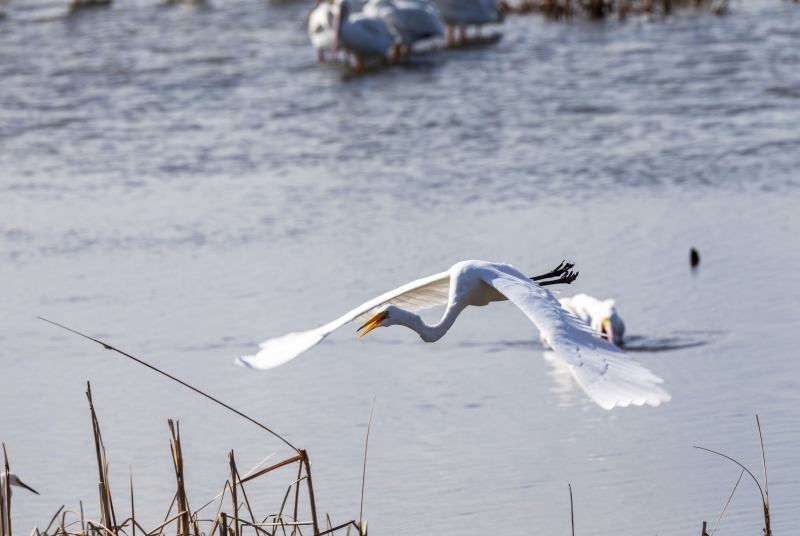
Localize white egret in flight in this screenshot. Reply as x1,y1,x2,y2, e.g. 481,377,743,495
0,473,39,499
237,260,670,410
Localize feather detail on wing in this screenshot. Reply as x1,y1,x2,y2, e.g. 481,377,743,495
481,265,671,410
235,270,451,370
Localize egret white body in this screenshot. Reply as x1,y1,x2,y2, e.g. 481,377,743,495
363,0,444,54
550,294,625,346
237,260,669,410
308,0,340,62
335,0,398,65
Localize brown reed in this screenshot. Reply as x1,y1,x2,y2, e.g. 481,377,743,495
694,415,772,536
2,382,365,536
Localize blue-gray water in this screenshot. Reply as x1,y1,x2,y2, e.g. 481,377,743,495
1,1,800,535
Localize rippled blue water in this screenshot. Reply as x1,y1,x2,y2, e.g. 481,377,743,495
1,0,800,535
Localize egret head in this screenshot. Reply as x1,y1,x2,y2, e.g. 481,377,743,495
5,474,39,495
357,305,400,338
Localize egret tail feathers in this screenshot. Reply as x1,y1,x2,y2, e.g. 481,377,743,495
234,329,328,370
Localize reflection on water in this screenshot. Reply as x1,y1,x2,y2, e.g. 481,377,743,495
543,351,583,409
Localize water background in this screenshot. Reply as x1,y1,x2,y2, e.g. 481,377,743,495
2,1,800,535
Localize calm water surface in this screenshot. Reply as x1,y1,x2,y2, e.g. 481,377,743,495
1,0,800,535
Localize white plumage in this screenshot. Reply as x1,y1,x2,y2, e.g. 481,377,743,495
0,472,38,501
543,293,626,346
431,0,501,43
237,260,670,410
335,0,398,64
363,0,444,53
308,0,340,62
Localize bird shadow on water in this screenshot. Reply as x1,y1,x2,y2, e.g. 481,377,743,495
459,330,724,353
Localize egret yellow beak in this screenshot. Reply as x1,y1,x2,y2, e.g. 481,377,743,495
602,318,611,332
357,311,389,338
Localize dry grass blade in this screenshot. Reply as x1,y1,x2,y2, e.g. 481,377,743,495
38,318,298,453
299,451,319,536
694,416,773,536
2,442,10,536
693,446,765,504
756,416,771,536
709,469,743,536
568,484,574,536
358,399,375,536
22,383,361,536
129,470,134,536
241,457,302,485
43,506,66,535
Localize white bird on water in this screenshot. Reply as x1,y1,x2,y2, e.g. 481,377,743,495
237,260,670,410
333,0,398,68
363,0,444,60
431,0,501,44
554,293,625,346
308,0,340,62
0,473,39,500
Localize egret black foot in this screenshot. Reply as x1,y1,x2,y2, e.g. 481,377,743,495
530,260,575,282
538,270,578,286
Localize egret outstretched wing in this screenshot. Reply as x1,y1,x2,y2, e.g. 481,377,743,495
482,265,670,409
235,270,451,370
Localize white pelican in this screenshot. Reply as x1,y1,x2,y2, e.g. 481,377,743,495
333,0,399,69
237,261,669,410
552,294,626,346
308,0,340,62
0,473,39,499
431,0,501,44
363,0,444,61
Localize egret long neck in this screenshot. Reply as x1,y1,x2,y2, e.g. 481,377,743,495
402,301,469,343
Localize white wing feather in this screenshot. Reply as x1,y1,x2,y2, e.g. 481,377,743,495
481,265,671,410
235,270,450,370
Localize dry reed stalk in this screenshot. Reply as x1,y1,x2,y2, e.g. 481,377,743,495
38,318,298,454
568,484,574,536
299,452,319,536
694,415,772,536
30,323,365,536
229,458,259,534
290,464,302,536
708,469,743,536
357,399,375,536
168,421,191,536
85,384,116,533
227,454,239,536
3,443,12,536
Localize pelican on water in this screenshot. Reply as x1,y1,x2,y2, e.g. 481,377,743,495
333,0,398,68
237,260,669,410
363,0,444,60
431,0,501,44
308,0,340,62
